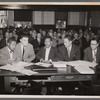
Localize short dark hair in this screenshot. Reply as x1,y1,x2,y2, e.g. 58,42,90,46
7,37,16,43
64,35,73,41
20,34,29,39
44,35,52,41
91,37,99,43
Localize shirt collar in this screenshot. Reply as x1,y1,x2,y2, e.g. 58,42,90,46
66,44,72,51
45,46,51,50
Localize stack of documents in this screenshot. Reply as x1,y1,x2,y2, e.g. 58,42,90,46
52,62,66,68
34,62,52,68
0,61,38,76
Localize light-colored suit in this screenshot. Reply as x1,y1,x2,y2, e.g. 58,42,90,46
14,43,35,62
84,47,100,64
0,46,11,65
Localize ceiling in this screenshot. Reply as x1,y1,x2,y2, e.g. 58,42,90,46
0,5,100,11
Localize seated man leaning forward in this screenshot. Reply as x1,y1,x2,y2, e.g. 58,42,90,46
36,36,58,63
14,34,35,63
0,37,16,65
84,38,100,64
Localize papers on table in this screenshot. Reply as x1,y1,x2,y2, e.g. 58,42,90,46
0,61,38,76
52,60,97,74
34,62,52,68
52,62,66,68
66,60,97,68
74,65,95,74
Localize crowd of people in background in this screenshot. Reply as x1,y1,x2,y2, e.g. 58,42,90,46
0,26,100,60
0,26,100,95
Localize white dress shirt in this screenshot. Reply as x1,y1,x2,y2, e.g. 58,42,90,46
20,43,26,57
92,49,97,63
45,46,51,61
7,47,14,59
66,45,72,58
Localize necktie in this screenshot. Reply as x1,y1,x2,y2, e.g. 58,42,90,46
93,50,96,63
22,46,26,57
67,48,70,58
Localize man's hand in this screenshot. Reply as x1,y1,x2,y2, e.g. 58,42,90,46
40,58,45,62
7,59,15,65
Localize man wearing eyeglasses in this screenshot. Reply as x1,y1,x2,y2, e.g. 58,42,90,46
84,38,100,64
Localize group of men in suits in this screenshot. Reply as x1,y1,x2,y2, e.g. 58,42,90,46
0,33,100,94
0,33,100,65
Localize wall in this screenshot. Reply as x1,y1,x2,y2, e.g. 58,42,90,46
91,11,100,27
8,11,14,26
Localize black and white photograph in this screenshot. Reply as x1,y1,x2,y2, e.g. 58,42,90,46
0,2,100,98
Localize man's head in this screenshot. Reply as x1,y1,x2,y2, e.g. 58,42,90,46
7,37,16,51
37,33,42,39
44,36,52,48
90,38,99,50
20,35,29,47
64,35,73,48
5,31,9,38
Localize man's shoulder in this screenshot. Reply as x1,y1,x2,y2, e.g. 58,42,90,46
0,46,8,54
72,44,79,49
27,43,33,48
0,46,7,51
58,44,65,49
16,43,21,46
84,47,91,52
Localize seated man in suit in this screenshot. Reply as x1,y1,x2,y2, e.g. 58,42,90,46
36,35,58,63
0,37,16,65
14,35,35,62
84,38,100,64
58,35,80,61
57,35,81,95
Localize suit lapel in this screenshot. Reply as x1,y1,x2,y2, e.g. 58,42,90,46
48,47,53,59
18,43,23,58
89,48,93,62
70,45,75,60
42,47,46,60
64,46,69,60
5,47,10,59
96,47,100,63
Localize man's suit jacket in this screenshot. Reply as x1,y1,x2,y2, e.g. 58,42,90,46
0,38,7,49
14,43,35,62
57,44,80,61
32,39,44,53
0,46,11,65
84,47,100,64
36,46,58,61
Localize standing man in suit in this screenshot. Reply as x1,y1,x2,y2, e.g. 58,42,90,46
14,35,35,62
0,37,16,65
36,36,58,63
58,35,80,61
84,38,100,64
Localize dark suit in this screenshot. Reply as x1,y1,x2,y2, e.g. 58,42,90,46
32,39,44,53
58,44,80,61
36,46,58,61
0,38,7,49
84,47,100,64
